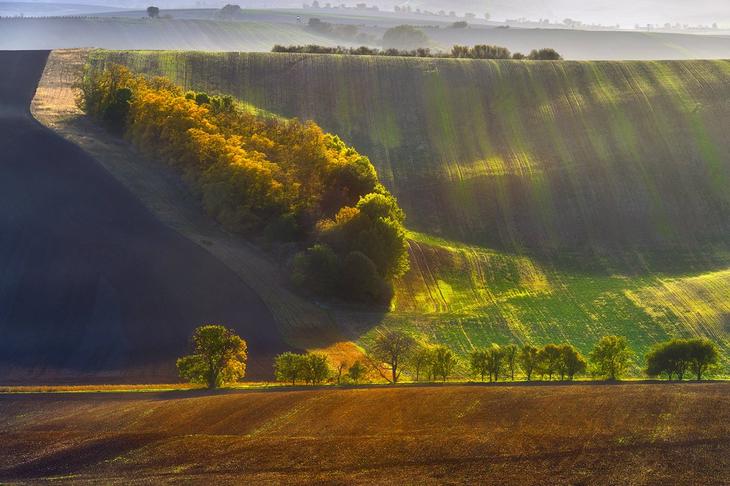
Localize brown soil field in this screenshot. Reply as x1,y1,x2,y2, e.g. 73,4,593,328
0,383,728,484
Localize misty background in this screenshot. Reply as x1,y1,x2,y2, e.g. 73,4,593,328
2,1,729,28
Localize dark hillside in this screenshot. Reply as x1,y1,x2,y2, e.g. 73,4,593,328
0,51,286,383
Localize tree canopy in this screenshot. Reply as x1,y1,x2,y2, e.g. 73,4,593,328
176,325,247,389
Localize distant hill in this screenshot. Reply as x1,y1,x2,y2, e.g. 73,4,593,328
0,17,354,51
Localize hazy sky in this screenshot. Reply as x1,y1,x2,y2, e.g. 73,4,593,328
20,0,730,27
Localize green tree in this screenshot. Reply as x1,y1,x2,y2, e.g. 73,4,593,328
503,344,518,381
367,329,416,383
485,344,504,382
646,339,691,380
430,345,457,382
410,345,433,382
302,353,330,384
537,344,562,380
146,5,160,18
469,349,489,382
291,244,340,295
559,344,587,380
348,360,366,384
176,325,247,389
274,352,307,386
517,345,539,381
686,338,719,381
589,336,634,380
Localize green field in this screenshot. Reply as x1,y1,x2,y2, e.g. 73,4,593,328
82,51,730,372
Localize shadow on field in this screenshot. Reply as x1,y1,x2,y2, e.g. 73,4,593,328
0,50,290,383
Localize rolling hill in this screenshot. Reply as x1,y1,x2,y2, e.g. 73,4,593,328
77,50,730,371
0,50,288,383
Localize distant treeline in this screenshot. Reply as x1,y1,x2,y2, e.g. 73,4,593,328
176,324,723,389
272,44,563,60
81,64,409,305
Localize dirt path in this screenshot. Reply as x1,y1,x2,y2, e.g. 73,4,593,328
0,50,288,383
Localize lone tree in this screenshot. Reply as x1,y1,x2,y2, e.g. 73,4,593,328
589,336,634,380
367,329,415,383
146,6,160,18
176,325,247,389
517,345,539,381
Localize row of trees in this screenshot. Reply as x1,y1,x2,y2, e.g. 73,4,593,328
272,43,563,60
178,326,722,389
80,64,409,304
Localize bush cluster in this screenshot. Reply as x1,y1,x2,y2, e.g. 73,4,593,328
272,43,563,60
80,64,409,303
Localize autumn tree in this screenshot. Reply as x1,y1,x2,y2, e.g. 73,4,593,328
517,345,539,381
176,325,247,389
589,336,634,380
367,329,416,383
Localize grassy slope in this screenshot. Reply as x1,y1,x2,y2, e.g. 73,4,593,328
83,51,730,370
1,384,728,483
0,18,349,51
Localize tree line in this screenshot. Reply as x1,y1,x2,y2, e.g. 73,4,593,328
177,325,722,389
272,44,563,60
80,64,409,304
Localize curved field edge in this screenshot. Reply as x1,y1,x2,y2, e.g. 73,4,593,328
39,50,729,374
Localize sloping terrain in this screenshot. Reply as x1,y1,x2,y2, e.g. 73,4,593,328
82,50,730,369
0,17,355,51
1,383,728,483
0,50,287,383
97,51,730,252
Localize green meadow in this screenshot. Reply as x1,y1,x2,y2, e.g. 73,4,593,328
86,50,730,371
